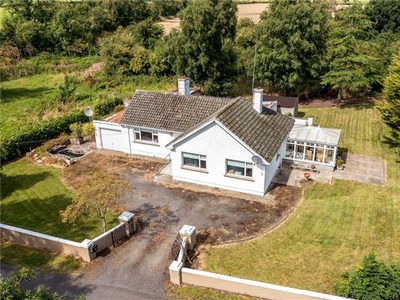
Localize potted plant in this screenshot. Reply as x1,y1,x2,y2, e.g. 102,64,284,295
336,159,344,170
304,172,311,179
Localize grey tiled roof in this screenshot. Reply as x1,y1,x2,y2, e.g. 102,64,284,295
120,90,234,132
216,99,294,163
264,95,298,108
168,98,294,163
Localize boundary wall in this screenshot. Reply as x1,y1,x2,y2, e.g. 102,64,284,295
0,211,135,262
169,225,351,300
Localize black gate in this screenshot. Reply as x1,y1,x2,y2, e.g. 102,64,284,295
111,224,126,247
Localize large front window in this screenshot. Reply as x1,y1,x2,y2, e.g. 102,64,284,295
134,128,158,144
226,159,253,177
182,152,207,169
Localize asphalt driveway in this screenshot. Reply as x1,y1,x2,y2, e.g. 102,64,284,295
2,152,301,299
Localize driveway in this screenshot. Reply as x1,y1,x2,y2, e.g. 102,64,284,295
52,151,301,299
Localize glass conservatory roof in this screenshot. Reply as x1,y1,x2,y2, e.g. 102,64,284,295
288,125,341,146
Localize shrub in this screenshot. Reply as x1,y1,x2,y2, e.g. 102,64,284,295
93,95,123,118
334,252,400,300
0,109,87,162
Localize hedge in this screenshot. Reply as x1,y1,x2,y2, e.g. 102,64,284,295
0,96,124,163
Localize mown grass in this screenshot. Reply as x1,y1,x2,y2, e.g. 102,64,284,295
168,285,259,300
0,242,84,274
0,158,118,241
202,103,400,294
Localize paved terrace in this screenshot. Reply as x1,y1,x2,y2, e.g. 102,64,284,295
273,154,386,187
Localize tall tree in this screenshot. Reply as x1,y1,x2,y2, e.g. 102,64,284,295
256,0,329,95
321,4,380,102
173,0,238,96
60,171,131,232
365,0,400,34
378,49,400,149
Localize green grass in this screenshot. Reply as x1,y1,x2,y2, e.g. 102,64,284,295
0,242,84,274
168,286,259,300
0,158,118,241
202,104,400,294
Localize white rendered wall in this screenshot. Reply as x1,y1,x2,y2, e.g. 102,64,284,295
94,121,129,153
94,121,178,158
170,122,276,196
263,141,285,191
128,127,178,158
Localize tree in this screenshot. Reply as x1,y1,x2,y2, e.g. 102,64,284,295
378,49,400,148
321,4,380,102
256,0,329,95
334,252,400,300
0,267,83,300
56,75,77,105
100,28,150,78
365,0,400,34
172,0,238,96
60,171,131,232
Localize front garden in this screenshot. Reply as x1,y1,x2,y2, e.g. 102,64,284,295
200,103,400,294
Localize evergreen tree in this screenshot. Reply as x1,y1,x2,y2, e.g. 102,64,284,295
321,4,380,102
378,49,400,149
256,0,329,95
173,0,238,96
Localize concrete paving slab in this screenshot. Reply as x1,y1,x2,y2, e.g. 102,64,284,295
333,154,385,186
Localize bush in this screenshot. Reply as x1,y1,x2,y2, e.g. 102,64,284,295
334,252,400,300
93,95,123,118
0,109,87,162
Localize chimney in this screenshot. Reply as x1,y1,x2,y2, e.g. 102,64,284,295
307,116,313,126
253,87,264,114
178,76,190,95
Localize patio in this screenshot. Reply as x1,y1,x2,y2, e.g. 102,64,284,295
273,154,386,187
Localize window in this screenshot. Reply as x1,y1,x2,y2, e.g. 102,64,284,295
134,128,158,144
226,159,253,177
182,152,207,169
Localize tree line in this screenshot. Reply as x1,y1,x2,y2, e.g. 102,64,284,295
1,0,399,145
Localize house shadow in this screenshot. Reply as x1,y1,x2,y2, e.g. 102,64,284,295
0,171,52,200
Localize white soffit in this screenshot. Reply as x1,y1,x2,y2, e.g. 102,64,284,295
289,125,341,145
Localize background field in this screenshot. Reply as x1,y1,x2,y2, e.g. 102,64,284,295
203,104,400,294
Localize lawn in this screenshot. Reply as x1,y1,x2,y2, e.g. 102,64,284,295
0,158,118,242
202,103,400,294
0,242,84,274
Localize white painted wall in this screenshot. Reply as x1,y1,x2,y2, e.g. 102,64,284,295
127,127,178,158
263,141,285,191
94,121,129,153
93,121,178,158
170,122,277,196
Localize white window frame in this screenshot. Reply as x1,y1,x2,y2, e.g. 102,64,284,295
226,159,253,178
182,152,207,170
134,128,159,144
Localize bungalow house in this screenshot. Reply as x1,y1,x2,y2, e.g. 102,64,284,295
264,95,299,117
93,78,294,196
93,77,341,194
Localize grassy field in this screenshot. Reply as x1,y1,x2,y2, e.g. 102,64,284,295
0,158,118,241
202,103,400,294
1,68,176,144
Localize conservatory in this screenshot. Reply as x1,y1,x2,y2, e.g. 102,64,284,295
284,124,342,170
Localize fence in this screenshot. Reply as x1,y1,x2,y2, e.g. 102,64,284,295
169,225,350,300
0,211,136,262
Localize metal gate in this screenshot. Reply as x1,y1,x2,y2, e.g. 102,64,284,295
111,223,126,247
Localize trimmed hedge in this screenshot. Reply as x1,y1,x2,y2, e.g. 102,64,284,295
93,97,124,118
0,96,123,163
0,110,87,162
